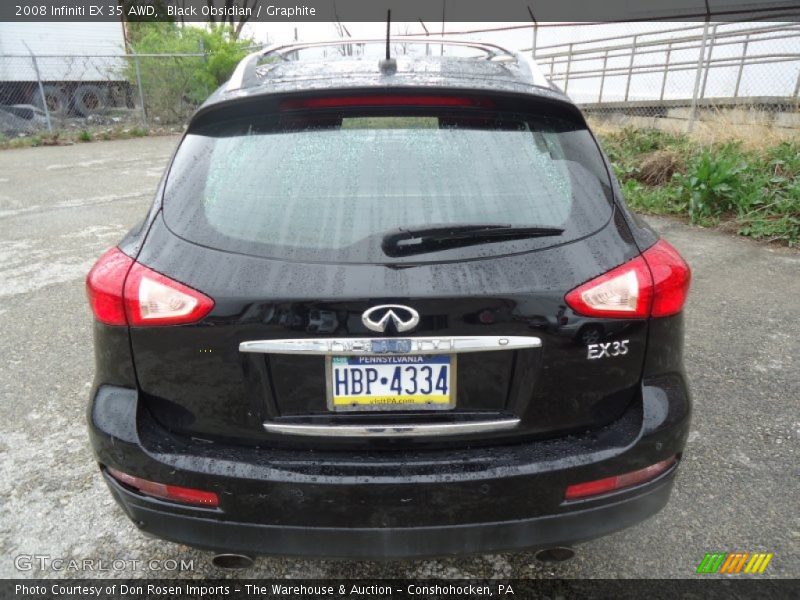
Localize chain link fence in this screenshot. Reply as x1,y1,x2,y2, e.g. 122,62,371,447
0,51,218,139
1,23,798,139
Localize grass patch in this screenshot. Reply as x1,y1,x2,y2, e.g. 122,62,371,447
0,125,184,150
597,128,800,247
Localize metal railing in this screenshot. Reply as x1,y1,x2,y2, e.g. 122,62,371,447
534,23,800,98
520,21,800,130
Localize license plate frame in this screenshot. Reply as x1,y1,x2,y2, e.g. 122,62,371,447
325,354,457,412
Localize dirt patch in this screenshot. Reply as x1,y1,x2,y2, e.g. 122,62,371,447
635,150,683,186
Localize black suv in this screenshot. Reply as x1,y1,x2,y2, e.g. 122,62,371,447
86,39,691,560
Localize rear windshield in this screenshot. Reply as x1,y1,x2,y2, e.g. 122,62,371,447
163,108,613,263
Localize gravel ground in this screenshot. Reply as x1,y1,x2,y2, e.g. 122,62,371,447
0,136,797,579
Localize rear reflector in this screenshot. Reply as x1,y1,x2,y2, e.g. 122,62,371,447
280,95,492,110
106,467,219,507
564,456,677,501
85,247,214,327
564,239,690,319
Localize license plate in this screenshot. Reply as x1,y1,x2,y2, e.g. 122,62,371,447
327,354,455,411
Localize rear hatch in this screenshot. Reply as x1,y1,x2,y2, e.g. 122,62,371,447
129,90,647,449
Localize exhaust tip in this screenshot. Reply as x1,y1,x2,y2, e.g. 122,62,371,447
534,547,575,563
212,553,255,569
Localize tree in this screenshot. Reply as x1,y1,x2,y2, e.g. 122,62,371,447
119,1,255,41
205,0,257,39
127,22,255,122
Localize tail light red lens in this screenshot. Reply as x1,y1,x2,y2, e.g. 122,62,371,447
645,240,692,317
564,455,677,501
86,248,134,326
86,247,214,326
280,95,492,110
106,467,219,507
564,239,690,319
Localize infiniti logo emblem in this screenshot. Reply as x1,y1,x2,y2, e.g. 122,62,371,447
362,304,420,333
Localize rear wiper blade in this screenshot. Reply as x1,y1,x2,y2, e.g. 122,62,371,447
381,224,564,257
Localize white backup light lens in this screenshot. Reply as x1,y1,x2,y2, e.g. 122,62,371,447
138,276,198,321
580,270,639,312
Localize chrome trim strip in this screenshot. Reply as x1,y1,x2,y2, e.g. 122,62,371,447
262,418,520,438
239,336,541,356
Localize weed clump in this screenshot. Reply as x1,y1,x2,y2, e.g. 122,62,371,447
637,150,683,187
597,128,799,246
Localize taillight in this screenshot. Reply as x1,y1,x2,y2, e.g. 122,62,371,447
106,467,219,507
86,248,134,326
644,239,692,317
86,247,214,326
564,239,690,319
124,262,214,326
280,95,492,110
564,455,677,501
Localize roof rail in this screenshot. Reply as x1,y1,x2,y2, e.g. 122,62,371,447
226,38,550,92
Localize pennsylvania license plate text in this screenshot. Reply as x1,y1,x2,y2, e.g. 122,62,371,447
329,355,453,410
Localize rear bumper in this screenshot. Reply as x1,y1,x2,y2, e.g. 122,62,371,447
103,467,675,559
88,375,690,559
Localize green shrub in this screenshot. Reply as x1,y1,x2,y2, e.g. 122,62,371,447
128,23,255,124
597,129,800,246
678,147,746,223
